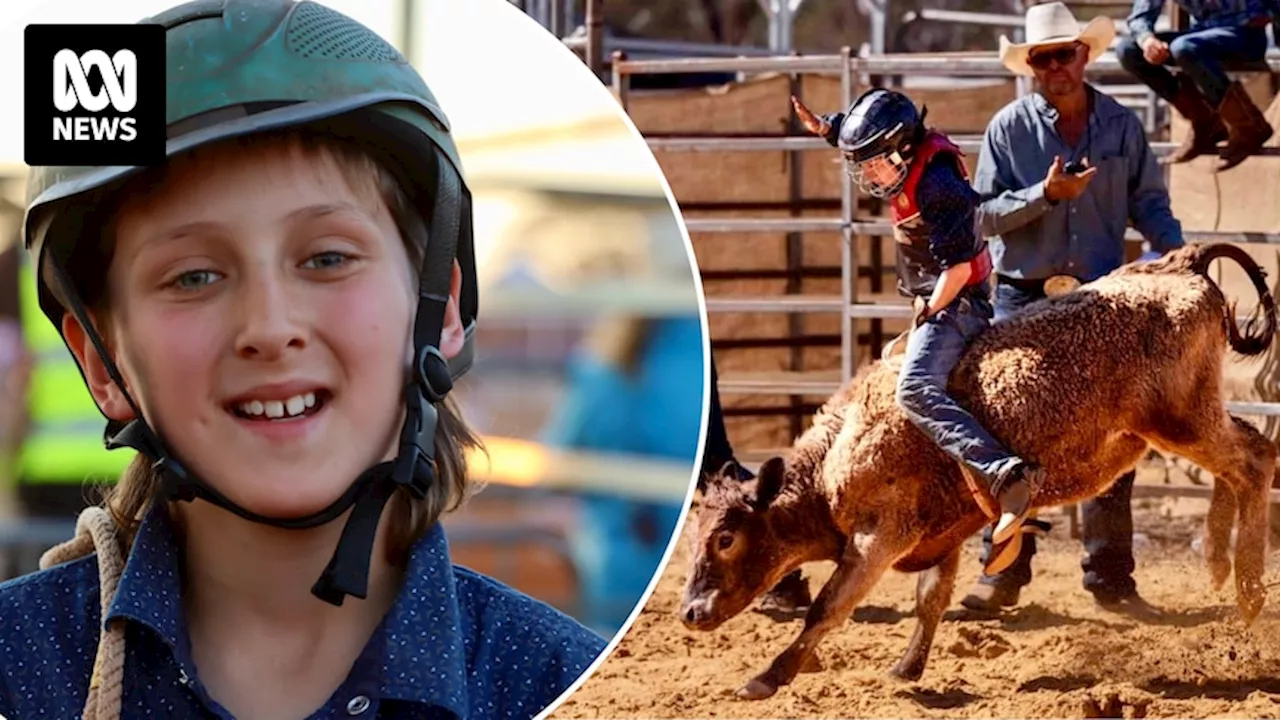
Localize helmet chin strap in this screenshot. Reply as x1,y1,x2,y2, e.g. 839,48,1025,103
48,160,467,608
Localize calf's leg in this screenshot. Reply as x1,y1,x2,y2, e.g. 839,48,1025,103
736,530,902,700
892,544,962,681
1204,477,1237,590
1156,413,1274,622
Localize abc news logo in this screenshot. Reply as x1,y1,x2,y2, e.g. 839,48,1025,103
53,49,140,142
25,24,165,167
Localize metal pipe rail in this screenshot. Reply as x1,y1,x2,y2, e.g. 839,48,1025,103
681,217,1280,245
716,370,1280,418
561,34,776,59
613,52,1280,78
650,136,1171,154
706,294,1272,328
705,295,913,319
649,136,1280,157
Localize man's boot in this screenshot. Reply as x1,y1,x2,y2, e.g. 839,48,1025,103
1162,74,1227,165
960,581,1021,612
1216,80,1274,172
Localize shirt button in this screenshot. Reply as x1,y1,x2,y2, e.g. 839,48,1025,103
347,695,371,716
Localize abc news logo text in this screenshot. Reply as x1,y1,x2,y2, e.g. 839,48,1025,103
25,24,165,167
53,49,139,142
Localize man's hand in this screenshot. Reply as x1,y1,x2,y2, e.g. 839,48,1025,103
1044,155,1097,203
1140,35,1170,65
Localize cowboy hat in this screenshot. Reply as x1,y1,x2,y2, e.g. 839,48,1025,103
999,2,1115,77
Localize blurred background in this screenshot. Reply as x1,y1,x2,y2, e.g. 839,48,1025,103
0,0,706,640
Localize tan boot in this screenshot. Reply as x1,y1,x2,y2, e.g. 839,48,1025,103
984,530,1025,576
991,463,1044,547
1162,74,1227,165
1216,81,1275,172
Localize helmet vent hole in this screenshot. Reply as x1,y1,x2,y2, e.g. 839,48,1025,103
285,2,406,63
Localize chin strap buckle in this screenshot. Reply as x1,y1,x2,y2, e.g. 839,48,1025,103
393,346,448,501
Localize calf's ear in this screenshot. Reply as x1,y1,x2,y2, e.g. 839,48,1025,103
751,456,787,510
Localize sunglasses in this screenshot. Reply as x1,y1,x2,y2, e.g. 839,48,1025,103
1028,45,1080,69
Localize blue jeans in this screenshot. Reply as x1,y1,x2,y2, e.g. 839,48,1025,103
977,281,1137,599
1115,25,1269,107
896,290,1022,486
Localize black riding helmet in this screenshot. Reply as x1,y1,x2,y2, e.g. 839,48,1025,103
22,0,478,606
825,88,928,198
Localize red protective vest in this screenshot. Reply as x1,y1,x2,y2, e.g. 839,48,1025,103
886,130,991,293
890,130,970,230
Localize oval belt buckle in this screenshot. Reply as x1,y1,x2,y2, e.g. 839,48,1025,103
1043,275,1081,297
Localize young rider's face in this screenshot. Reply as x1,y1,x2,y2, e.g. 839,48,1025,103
847,152,908,197
70,141,465,519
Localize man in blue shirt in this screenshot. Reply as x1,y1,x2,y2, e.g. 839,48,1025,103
959,3,1184,614
1116,0,1274,170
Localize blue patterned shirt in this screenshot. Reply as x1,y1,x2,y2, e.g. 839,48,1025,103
0,502,608,719
1128,0,1277,41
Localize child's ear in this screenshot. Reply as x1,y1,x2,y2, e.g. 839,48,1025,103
439,259,465,359
61,311,135,422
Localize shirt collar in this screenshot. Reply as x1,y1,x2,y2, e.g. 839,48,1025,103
1031,84,1123,127
106,501,471,717
105,501,185,654
376,521,470,715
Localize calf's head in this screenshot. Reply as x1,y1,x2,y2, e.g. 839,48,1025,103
680,456,792,631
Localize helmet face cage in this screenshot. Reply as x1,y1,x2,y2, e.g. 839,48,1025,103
843,148,910,199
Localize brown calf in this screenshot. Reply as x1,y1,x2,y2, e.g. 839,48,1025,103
680,243,1277,700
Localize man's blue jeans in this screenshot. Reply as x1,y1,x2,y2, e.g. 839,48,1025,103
896,290,1022,487
976,281,1137,599
1115,25,1269,107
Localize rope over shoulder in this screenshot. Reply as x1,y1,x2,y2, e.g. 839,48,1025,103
40,506,129,720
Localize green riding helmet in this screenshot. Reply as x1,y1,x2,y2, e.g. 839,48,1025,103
22,0,479,606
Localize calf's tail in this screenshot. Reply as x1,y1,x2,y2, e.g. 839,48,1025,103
1194,243,1277,357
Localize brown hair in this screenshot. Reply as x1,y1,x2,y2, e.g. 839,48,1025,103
80,126,484,562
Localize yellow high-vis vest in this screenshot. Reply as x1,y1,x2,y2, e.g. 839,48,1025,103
16,259,134,486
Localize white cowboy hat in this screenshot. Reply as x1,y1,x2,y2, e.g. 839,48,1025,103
998,2,1116,77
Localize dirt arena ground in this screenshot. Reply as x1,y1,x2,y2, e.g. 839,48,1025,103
554,485,1280,719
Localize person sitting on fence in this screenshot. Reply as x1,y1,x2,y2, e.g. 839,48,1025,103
792,89,1045,573
1116,0,1275,170
959,3,1184,615
0,2,609,719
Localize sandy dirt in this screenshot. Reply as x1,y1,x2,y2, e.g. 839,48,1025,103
554,490,1280,719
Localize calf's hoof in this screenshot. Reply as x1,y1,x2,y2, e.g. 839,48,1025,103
1237,582,1265,625
1203,548,1233,589
1209,561,1231,591
735,677,778,701
889,658,924,683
